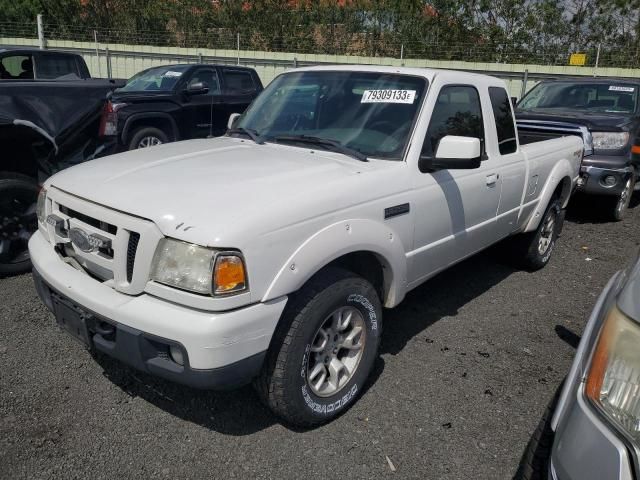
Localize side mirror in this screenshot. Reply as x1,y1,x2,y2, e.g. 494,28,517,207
186,81,209,95
511,96,518,106
419,136,482,173
227,112,241,130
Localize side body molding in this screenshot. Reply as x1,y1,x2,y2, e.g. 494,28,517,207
262,219,408,308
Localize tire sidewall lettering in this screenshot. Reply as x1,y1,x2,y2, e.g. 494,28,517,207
298,289,379,416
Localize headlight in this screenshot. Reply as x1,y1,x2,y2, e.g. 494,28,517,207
586,305,640,443
36,188,47,224
591,132,629,150
150,238,247,296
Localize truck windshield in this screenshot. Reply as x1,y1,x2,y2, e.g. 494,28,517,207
518,82,638,113
117,65,190,92
233,71,427,160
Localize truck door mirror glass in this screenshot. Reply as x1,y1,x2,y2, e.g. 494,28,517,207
227,112,241,130
186,81,209,95
419,136,482,172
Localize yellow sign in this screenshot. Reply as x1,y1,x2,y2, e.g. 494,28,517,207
569,53,587,66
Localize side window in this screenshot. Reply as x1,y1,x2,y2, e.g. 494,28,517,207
488,87,517,155
37,54,80,79
422,85,484,157
0,55,33,79
187,69,221,95
222,69,256,94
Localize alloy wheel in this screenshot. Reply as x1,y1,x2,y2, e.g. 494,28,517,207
306,306,366,397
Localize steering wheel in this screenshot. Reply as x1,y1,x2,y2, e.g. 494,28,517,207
368,120,395,133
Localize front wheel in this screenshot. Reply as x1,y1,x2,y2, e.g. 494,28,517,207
255,267,382,427
610,175,635,222
0,172,39,276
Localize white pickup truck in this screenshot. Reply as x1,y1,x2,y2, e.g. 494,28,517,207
30,66,583,426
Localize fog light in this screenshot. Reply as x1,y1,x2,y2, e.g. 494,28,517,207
603,175,617,187
577,176,586,187
169,345,185,366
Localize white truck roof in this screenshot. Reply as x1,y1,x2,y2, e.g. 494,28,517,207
289,64,507,89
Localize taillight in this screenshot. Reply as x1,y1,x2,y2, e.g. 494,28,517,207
98,101,124,137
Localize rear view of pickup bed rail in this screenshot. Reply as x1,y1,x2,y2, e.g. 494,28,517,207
30,66,583,426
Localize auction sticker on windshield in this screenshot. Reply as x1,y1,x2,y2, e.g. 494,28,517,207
609,86,635,92
164,71,183,77
361,89,416,104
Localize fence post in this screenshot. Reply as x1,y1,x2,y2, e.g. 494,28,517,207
237,33,240,66
400,44,404,66
106,47,112,79
198,53,203,64
520,69,529,99
594,43,601,77
94,30,102,78
293,57,298,68
37,14,45,50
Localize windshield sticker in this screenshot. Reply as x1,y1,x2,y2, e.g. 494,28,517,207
361,89,416,104
163,71,183,77
609,86,635,92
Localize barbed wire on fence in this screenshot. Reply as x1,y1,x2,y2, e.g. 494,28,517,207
1,21,638,69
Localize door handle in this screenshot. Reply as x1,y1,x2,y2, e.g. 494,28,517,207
486,173,499,186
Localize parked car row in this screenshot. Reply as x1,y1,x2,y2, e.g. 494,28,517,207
2,49,640,478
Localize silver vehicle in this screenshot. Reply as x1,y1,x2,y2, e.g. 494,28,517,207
521,250,640,479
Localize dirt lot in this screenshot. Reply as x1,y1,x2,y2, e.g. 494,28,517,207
1,198,639,480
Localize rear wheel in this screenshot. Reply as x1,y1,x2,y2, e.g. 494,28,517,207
0,172,39,276
510,196,563,271
128,126,169,151
255,267,382,427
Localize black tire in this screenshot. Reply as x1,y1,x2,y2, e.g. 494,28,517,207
0,172,40,277
511,196,563,271
514,385,562,480
255,267,382,427
127,126,170,151
609,175,635,222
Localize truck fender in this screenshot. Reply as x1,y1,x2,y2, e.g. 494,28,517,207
523,160,574,233
262,219,407,308
122,112,180,144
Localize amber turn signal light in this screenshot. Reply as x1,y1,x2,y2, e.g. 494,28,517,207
213,255,247,294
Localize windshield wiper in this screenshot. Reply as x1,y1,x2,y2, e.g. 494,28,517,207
272,135,368,162
227,127,264,144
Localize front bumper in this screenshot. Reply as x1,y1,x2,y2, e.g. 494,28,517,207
550,392,635,480
29,230,287,389
550,272,636,480
577,159,634,196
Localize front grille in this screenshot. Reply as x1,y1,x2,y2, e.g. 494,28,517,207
59,205,117,235
126,232,140,283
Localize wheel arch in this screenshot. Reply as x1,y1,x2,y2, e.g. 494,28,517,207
523,161,575,233
262,219,407,308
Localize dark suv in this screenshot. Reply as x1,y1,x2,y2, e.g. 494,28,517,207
516,79,640,221
100,64,263,150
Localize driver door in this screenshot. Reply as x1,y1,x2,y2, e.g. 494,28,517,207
409,85,502,284
182,67,222,138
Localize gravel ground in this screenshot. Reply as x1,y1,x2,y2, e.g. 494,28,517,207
1,197,639,480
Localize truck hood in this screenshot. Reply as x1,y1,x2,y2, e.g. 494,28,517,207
516,109,632,131
47,137,397,245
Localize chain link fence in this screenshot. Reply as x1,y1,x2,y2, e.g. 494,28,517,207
1,20,638,69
